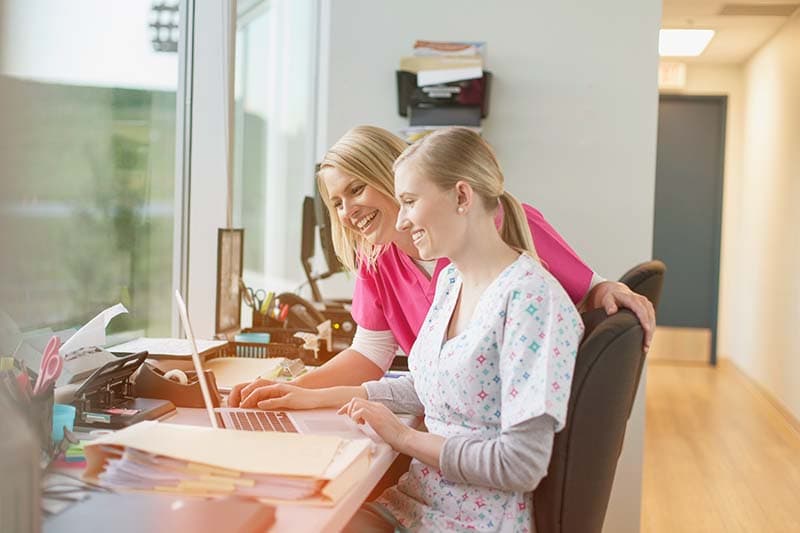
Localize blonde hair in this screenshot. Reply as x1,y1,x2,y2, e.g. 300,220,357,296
394,127,538,258
317,125,408,272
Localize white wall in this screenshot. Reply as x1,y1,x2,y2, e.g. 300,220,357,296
727,13,800,420
320,0,660,280
320,1,662,531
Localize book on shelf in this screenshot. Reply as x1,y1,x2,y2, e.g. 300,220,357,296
400,41,487,87
413,40,487,59
399,54,482,73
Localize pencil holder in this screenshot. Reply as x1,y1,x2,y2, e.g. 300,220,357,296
251,309,285,329
28,384,55,455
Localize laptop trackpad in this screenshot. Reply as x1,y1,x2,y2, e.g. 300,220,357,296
297,415,365,436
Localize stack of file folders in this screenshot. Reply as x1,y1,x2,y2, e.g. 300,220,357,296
83,421,373,506
397,40,490,130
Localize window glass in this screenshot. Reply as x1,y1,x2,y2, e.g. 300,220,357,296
0,0,181,344
233,0,317,295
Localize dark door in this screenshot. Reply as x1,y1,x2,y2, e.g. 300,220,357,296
654,95,726,364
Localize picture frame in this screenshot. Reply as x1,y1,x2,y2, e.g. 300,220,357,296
215,228,244,337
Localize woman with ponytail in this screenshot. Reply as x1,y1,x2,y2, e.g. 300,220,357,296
231,125,654,407
238,127,585,531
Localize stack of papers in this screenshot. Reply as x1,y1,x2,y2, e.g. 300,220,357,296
399,40,486,86
83,421,372,506
97,447,324,499
7,303,129,386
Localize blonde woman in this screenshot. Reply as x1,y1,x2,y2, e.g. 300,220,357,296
230,125,653,407
245,128,585,531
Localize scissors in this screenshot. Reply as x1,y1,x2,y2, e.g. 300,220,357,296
33,335,63,395
247,287,267,312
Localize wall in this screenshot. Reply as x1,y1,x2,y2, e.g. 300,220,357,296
728,12,800,419
320,0,660,280
319,1,662,531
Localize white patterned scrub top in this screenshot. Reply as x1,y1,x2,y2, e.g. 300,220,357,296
378,253,584,532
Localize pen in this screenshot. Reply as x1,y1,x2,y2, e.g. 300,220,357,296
260,291,274,315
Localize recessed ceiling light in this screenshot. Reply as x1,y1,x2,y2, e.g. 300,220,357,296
659,29,715,57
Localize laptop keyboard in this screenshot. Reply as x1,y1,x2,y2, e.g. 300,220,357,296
229,410,298,432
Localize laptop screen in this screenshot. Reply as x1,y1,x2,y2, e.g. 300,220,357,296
174,290,220,429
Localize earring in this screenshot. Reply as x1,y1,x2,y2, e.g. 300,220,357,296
457,206,465,214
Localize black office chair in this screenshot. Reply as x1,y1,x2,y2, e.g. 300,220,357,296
533,309,646,533
618,259,666,312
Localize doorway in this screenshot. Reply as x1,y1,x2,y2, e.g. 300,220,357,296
653,94,726,365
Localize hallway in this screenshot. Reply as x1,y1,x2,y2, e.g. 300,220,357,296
642,360,800,532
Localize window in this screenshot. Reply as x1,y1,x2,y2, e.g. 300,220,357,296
0,0,183,343
233,0,319,295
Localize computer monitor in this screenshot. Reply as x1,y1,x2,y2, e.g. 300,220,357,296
314,192,344,278
300,193,346,303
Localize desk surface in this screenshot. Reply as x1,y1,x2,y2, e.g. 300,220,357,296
53,407,413,533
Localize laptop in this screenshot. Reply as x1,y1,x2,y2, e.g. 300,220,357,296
174,290,360,436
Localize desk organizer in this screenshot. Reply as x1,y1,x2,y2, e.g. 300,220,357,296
396,70,492,122
28,384,55,454
251,308,284,329
219,327,334,366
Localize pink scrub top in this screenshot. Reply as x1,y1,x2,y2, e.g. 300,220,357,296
351,203,592,355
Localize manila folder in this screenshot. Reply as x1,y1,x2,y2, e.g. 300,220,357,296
83,421,372,505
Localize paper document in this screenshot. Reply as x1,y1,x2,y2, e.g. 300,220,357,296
60,303,128,357
57,346,118,387
417,66,483,86
204,357,283,390
108,337,228,358
8,304,126,383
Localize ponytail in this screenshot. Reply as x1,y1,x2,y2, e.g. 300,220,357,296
395,127,539,262
498,191,538,259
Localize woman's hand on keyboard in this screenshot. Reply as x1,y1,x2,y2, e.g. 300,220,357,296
229,378,277,408
240,383,322,410
238,383,369,411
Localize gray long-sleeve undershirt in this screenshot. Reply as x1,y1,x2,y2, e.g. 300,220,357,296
364,375,555,493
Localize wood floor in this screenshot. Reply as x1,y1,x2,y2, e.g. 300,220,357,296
647,326,711,363
642,360,800,532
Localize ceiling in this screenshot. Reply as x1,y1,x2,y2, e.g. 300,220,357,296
662,0,799,63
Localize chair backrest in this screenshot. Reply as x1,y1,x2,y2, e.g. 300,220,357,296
533,309,645,533
618,259,666,311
